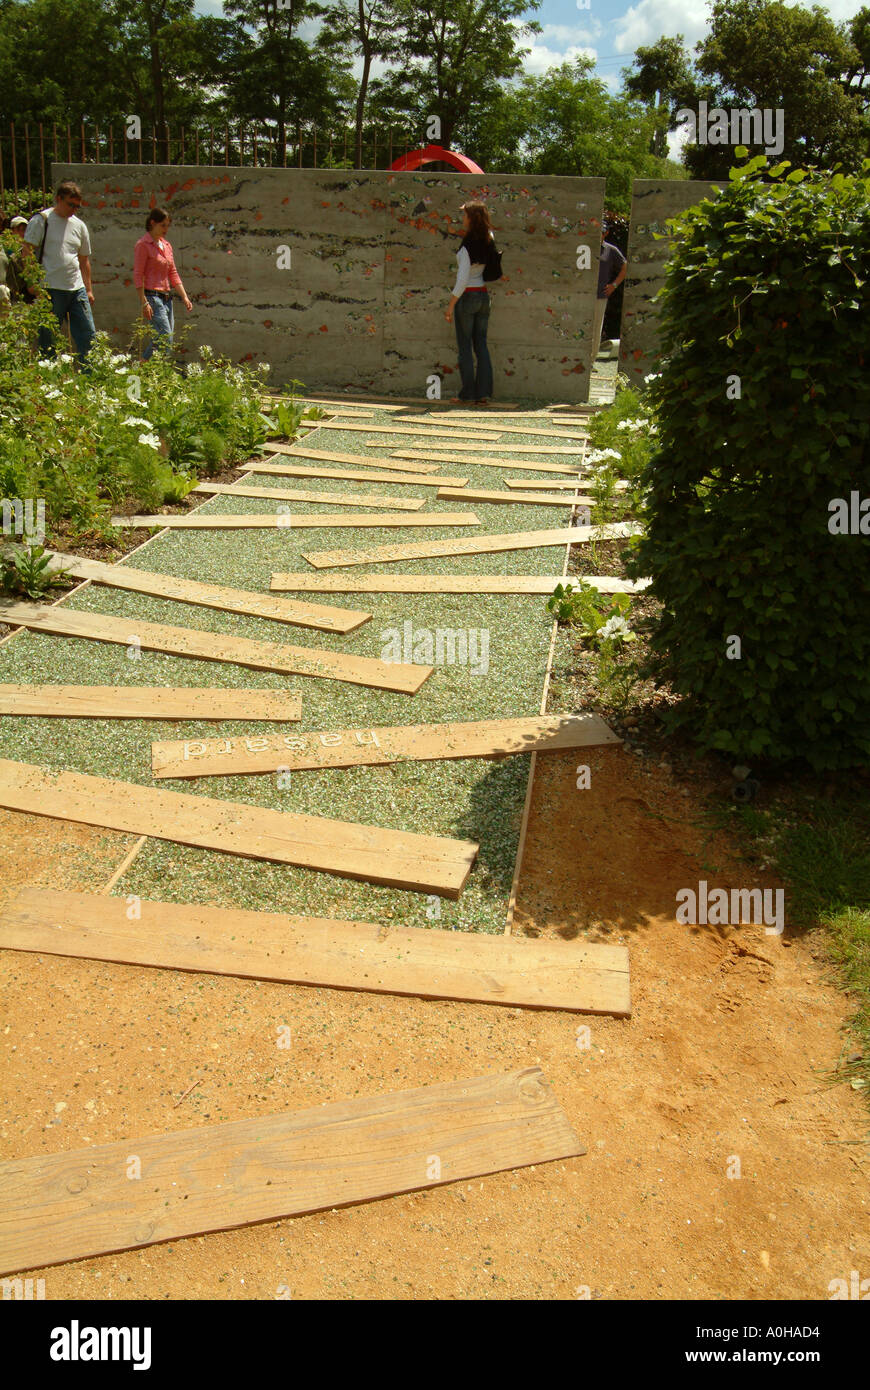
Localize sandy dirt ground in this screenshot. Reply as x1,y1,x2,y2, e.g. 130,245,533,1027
1,740,867,1301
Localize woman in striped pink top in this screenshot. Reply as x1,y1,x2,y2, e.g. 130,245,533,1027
133,208,192,359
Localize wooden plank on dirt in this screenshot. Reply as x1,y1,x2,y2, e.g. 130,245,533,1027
0,1065,580,1276
302,522,639,570
505,478,591,490
195,482,426,511
45,551,370,635
264,443,441,473
305,422,504,442
152,713,621,779
436,487,589,507
111,511,480,531
0,760,477,895
0,886,631,1016
241,461,470,488
300,394,520,410
0,603,430,694
392,451,582,475
269,573,648,595
0,686,303,721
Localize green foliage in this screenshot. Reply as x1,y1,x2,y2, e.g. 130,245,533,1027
627,156,870,770
547,580,635,644
0,544,70,600
0,315,273,540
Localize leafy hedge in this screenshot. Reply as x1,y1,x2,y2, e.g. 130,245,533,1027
628,155,870,770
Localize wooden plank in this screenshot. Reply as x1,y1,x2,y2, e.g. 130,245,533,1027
264,443,441,473
0,760,477,896
304,422,504,441
436,487,590,507
505,477,593,490
0,603,431,694
299,393,519,410
45,551,370,635
0,887,631,1016
270,573,649,595
194,482,426,511
0,685,303,721
111,511,481,531
396,418,588,441
389,443,585,457
152,713,621,779
0,1065,581,1276
241,461,470,488
392,451,582,476
302,522,639,570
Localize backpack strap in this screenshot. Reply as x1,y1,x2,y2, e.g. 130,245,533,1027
35,210,50,265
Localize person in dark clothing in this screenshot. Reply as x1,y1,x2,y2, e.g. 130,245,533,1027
592,228,627,362
444,201,496,404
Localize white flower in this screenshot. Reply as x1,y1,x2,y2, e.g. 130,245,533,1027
44,388,62,400
122,417,153,429
643,373,660,383
59,353,74,364
138,432,161,450
187,363,203,378
599,615,633,641
257,362,271,374
586,447,622,466
37,358,57,370
114,365,130,375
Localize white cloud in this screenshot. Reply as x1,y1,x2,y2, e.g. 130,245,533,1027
538,22,603,45
519,41,599,76
613,0,711,55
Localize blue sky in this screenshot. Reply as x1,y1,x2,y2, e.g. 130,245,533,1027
193,0,869,91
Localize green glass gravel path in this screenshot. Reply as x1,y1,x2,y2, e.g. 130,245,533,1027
0,410,585,934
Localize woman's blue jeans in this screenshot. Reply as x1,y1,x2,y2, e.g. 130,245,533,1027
454,291,493,400
143,291,174,359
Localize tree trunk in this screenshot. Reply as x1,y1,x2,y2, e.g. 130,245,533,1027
355,45,372,168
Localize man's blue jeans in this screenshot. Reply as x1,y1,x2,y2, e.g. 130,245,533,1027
454,291,493,401
143,291,174,359
38,287,95,363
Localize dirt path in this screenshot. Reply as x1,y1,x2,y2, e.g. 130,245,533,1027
1,740,865,1300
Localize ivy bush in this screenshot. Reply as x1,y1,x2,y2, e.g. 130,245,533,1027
628,154,870,770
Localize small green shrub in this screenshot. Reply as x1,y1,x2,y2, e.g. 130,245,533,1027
0,544,70,600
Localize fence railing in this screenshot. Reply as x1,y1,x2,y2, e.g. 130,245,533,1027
0,120,420,210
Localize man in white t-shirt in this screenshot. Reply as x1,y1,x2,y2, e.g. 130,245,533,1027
23,180,95,362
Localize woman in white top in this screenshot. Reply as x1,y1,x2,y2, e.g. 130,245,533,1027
444,201,495,404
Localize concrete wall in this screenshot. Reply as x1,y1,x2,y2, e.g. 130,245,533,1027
619,178,725,387
54,165,605,401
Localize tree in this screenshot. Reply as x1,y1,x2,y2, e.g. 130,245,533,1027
0,0,128,124
690,0,868,174
622,35,701,157
388,0,541,151
324,0,404,167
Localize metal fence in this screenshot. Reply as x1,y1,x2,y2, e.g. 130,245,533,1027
0,120,419,210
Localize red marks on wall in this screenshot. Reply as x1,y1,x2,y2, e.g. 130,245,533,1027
320,325,328,332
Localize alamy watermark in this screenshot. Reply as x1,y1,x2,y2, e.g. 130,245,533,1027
380,621,489,675
675,102,784,158
676,879,785,935
828,491,869,535
1,497,46,545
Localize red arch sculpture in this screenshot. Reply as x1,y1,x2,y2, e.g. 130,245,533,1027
389,144,484,173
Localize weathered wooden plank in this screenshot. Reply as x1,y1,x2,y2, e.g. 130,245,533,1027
436,487,589,507
194,482,426,511
269,573,648,595
110,511,481,532
264,443,440,473
0,887,631,1016
397,417,588,441
0,760,477,895
0,685,303,721
504,478,592,490
0,1066,579,1275
389,443,585,457
305,422,504,441
45,551,370,635
302,522,639,570
392,451,582,475
241,461,470,488
151,713,621,779
0,603,430,694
